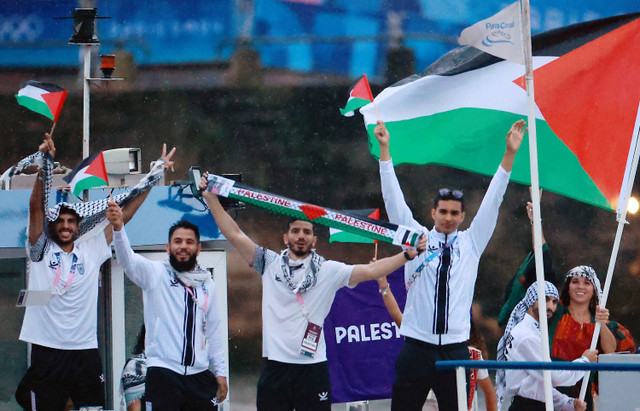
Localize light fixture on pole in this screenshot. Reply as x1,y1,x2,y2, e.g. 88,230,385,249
100,54,116,78
65,8,122,161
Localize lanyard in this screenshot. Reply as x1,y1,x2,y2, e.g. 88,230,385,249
51,253,78,295
295,292,310,320
184,285,209,313
406,235,457,291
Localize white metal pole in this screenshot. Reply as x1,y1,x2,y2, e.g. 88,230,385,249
456,366,466,411
521,1,553,409
83,45,91,160
579,101,640,400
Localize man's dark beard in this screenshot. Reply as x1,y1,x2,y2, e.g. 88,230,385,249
49,226,77,247
169,253,198,272
288,243,310,258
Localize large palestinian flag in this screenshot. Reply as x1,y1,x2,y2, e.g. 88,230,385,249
15,80,68,122
361,13,640,211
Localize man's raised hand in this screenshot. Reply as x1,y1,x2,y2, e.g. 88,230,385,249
506,119,527,155
106,199,124,231
160,143,176,172
38,133,55,158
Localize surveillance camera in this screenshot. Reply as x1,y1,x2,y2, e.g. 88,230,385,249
103,148,142,175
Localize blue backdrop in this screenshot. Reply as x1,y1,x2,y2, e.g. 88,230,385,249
0,0,637,77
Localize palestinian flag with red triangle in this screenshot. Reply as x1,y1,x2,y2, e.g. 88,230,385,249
361,13,640,211
329,209,380,243
63,152,109,198
340,74,374,117
15,80,68,122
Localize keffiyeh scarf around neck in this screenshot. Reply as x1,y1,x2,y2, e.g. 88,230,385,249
275,249,325,294
565,265,603,304
164,260,211,289
495,281,559,410
12,151,166,261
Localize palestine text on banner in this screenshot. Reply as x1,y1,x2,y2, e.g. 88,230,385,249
329,209,380,244
15,80,68,122
63,152,110,198
340,74,374,117
204,174,422,247
361,13,640,211
458,1,524,64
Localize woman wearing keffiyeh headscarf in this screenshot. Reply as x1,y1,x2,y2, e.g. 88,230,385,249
496,282,597,411
499,200,636,410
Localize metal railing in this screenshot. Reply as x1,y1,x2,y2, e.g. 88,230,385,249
436,360,640,411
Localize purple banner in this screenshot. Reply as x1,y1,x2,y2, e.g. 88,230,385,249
324,267,406,403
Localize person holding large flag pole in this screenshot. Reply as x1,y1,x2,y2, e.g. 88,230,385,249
577,105,640,401
459,0,554,408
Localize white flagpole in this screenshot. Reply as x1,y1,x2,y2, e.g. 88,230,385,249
579,101,640,401
521,0,554,409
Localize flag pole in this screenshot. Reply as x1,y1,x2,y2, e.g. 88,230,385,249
49,121,57,138
364,74,381,121
521,0,553,409
579,101,640,401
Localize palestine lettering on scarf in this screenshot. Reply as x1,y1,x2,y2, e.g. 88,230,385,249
235,189,292,207
331,213,388,235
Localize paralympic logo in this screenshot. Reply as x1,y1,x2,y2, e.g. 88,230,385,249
482,25,516,47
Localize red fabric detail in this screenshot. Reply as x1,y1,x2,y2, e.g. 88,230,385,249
41,90,68,123
299,204,328,220
350,74,374,102
551,314,594,361
514,18,640,209
85,152,109,183
468,347,481,410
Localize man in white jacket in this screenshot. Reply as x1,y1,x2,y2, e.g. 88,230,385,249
107,203,228,410
374,119,525,410
496,281,596,411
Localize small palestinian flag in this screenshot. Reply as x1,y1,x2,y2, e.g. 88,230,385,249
63,152,109,198
329,209,380,243
339,74,374,117
15,80,68,122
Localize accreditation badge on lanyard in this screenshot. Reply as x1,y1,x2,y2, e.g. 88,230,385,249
296,291,322,358
17,253,79,307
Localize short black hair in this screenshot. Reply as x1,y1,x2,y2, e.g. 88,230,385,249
168,220,200,242
57,206,81,222
433,192,465,212
285,218,315,235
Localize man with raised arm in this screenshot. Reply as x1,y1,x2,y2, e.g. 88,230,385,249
16,133,174,411
107,203,228,410
374,119,526,410
199,174,426,410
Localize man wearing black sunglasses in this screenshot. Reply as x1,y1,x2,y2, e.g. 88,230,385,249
374,119,526,411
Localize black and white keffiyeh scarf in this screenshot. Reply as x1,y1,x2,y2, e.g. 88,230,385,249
119,353,147,406
495,281,559,410
275,249,325,294
163,260,211,290
12,151,167,261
